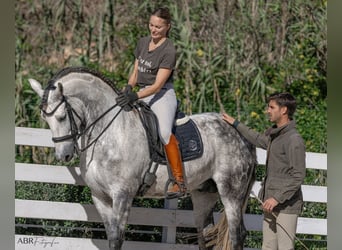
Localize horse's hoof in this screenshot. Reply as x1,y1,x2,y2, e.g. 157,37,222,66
109,239,123,250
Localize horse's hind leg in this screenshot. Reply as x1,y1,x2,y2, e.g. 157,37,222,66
191,189,219,250
219,193,247,250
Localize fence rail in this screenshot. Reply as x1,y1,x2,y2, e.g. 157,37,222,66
15,127,327,249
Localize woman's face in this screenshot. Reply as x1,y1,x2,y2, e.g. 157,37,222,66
148,15,170,40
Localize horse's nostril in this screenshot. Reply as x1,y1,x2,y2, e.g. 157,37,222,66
65,154,72,162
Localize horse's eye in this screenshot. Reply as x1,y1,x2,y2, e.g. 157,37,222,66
55,113,66,122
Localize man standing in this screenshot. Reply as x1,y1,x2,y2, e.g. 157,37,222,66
222,92,306,250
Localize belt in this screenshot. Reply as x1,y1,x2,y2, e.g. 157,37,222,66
137,83,168,90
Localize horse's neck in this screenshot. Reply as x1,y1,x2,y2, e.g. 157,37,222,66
76,88,145,146
82,94,120,136
64,77,148,158
63,78,119,136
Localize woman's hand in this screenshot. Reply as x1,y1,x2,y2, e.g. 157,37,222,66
116,87,138,111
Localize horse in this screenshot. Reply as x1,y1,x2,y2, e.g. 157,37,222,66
28,67,256,250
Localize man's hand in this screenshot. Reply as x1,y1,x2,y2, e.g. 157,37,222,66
262,197,279,213
222,113,236,125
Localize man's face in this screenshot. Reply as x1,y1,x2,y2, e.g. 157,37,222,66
266,100,287,124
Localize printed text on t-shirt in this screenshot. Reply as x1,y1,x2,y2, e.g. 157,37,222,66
138,56,152,73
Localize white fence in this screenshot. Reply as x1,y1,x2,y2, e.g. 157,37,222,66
15,127,327,250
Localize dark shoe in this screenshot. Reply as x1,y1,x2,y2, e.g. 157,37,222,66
166,182,186,199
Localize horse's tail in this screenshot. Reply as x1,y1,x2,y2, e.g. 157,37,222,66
204,211,230,250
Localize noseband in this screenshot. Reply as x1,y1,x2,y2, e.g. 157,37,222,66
40,89,122,153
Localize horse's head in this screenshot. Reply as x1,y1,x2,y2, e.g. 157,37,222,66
29,78,82,162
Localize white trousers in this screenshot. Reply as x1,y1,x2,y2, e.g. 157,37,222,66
141,87,177,145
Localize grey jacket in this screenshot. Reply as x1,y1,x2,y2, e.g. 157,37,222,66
235,120,306,214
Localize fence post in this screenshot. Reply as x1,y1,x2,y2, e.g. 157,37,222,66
162,198,177,243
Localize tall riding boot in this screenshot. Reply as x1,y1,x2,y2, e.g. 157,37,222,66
164,134,186,199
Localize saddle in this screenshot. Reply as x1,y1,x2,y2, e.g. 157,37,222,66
134,101,204,195
135,101,203,164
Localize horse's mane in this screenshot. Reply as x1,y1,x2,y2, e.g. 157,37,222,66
46,66,121,94
40,66,121,110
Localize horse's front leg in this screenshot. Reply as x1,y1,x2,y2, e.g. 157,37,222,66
92,191,133,250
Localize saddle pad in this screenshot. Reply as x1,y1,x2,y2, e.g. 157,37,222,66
150,118,204,165
174,119,203,162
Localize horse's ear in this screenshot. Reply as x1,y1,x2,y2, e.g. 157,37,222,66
28,79,44,98
57,82,64,96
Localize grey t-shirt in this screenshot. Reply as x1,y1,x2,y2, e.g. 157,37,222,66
134,36,176,87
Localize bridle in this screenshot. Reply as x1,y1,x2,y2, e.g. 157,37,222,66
40,88,123,154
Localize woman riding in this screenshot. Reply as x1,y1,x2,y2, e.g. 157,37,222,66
115,7,186,199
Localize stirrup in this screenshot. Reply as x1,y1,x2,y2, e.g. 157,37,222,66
166,182,186,199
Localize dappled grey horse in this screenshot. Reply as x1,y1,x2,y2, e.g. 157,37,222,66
29,67,256,250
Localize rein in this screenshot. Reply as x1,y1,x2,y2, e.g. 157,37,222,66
80,102,123,152
41,93,123,153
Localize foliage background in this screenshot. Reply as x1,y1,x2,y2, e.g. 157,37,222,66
15,0,327,248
